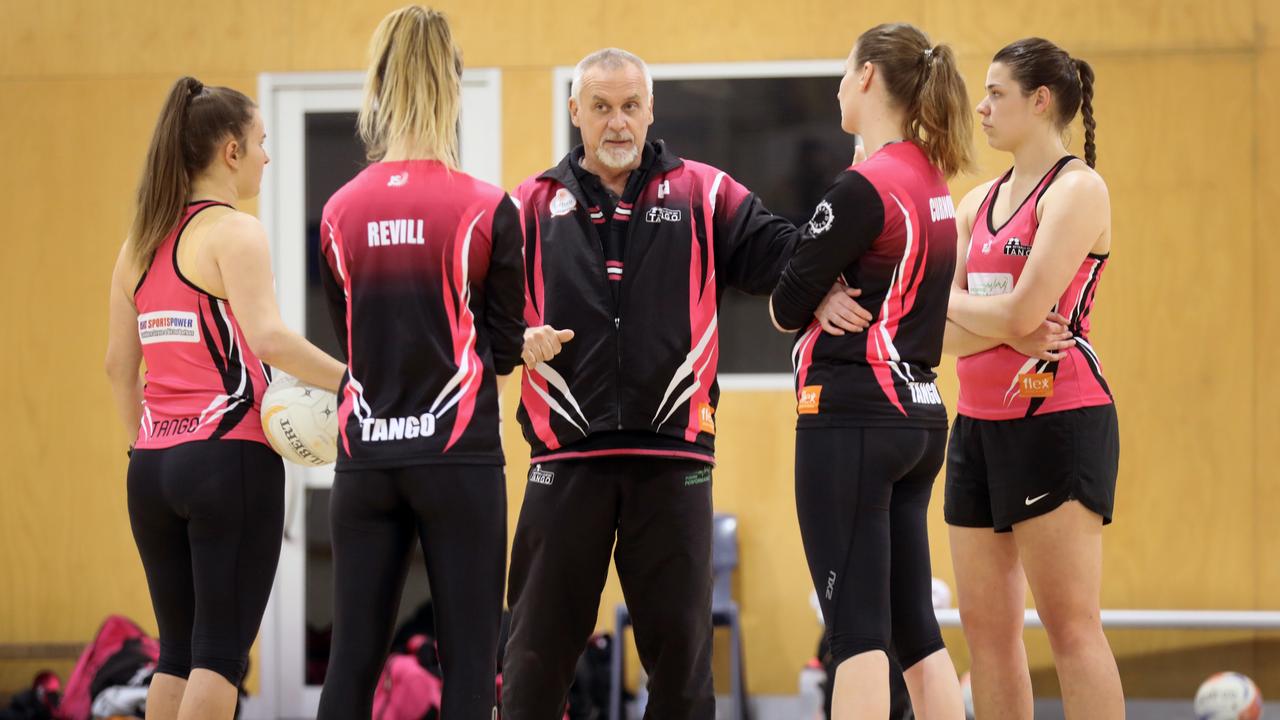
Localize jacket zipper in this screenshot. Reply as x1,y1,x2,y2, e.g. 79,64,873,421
614,315,623,429
573,183,624,432
613,213,635,431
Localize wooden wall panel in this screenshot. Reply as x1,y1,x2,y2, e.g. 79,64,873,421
501,68,554,189
923,0,1255,54
1084,53,1255,611
285,0,926,71
0,1,295,78
1261,0,1280,48
1251,45,1280,691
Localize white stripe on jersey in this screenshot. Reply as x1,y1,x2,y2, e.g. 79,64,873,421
431,211,485,418
653,310,718,428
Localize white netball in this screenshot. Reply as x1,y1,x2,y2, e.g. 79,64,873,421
931,577,952,609
261,374,339,466
1195,672,1263,720
959,671,975,719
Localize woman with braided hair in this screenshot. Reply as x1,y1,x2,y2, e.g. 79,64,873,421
943,38,1122,719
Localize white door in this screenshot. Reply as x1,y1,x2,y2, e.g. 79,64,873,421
248,69,502,720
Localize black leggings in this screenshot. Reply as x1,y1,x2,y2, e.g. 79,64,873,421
316,464,507,720
127,440,284,685
795,426,947,670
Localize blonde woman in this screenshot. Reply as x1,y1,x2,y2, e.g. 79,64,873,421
314,6,525,718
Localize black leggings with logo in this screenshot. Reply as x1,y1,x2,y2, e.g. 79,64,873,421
796,426,947,669
502,456,715,720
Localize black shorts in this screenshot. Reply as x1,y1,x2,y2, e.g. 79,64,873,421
944,404,1119,533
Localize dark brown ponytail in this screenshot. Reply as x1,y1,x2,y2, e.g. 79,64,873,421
127,76,256,271
855,23,975,178
993,38,1098,168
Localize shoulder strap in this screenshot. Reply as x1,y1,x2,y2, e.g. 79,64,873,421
134,201,231,297
1033,155,1078,206
168,201,233,299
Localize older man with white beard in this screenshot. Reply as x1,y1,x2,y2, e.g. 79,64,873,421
501,48,870,720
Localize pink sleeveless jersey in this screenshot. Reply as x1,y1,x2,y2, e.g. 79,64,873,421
132,201,271,449
957,157,1113,420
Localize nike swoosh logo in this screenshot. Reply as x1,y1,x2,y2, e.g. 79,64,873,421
1025,493,1050,506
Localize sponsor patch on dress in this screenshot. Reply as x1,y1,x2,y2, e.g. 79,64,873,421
138,311,200,344
1018,373,1054,398
798,385,823,414
967,272,1014,297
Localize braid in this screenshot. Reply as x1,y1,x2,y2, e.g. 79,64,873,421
1074,57,1096,168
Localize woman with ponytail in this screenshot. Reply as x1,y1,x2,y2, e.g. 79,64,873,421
314,6,526,719
104,78,344,719
942,38,1121,719
769,22,974,720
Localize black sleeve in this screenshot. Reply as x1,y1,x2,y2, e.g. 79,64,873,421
770,170,885,331
714,185,803,296
319,223,350,361
483,194,527,375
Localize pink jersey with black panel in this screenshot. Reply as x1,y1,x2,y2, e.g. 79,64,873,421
957,156,1112,420
133,201,271,449
320,160,526,469
775,142,956,428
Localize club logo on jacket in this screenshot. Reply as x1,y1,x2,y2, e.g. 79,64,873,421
387,172,409,187
550,188,577,217
808,201,835,236
645,207,681,223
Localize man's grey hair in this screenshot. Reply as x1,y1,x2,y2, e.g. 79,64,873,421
571,48,653,101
